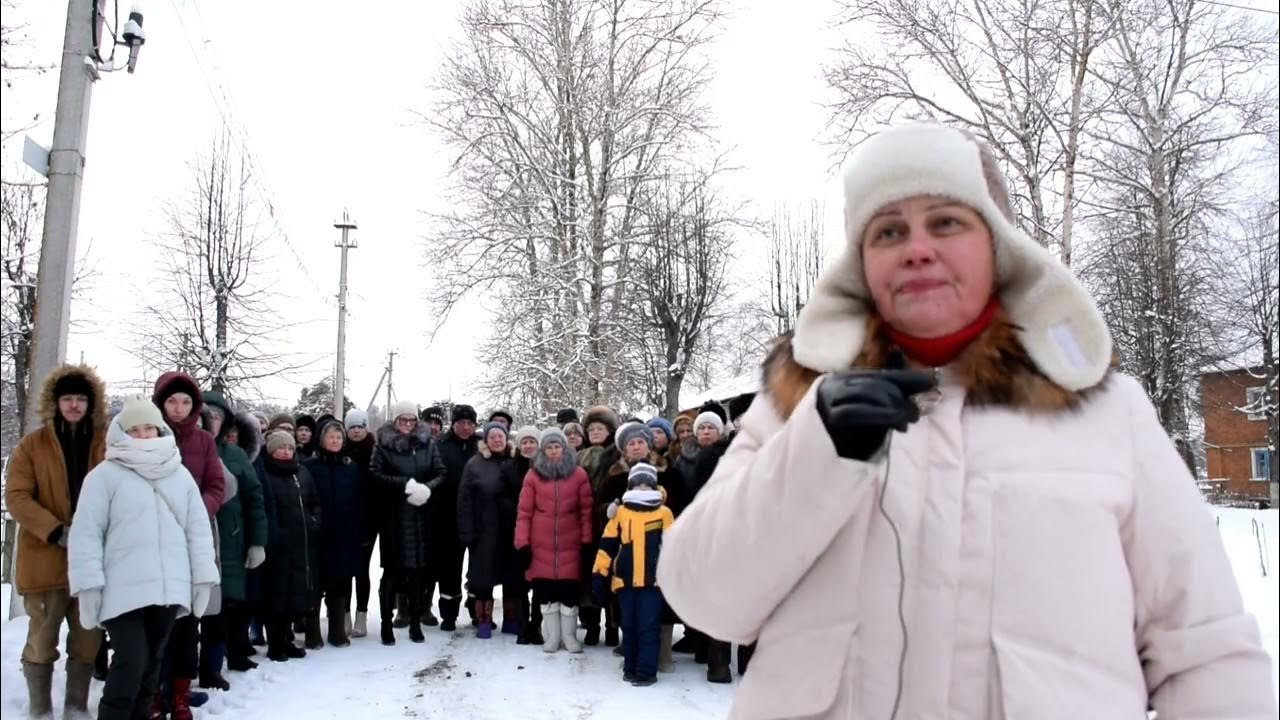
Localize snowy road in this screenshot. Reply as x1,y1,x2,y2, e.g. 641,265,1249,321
3,508,1276,718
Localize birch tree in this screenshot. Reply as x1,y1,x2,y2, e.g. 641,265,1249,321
425,0,722,414
1079,0,1277,464
824,0,1107,261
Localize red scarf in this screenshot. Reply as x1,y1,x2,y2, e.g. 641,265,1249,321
886,298,1001,367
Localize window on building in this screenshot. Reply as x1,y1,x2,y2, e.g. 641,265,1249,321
1252,448,1274,482
1245,387,1267,421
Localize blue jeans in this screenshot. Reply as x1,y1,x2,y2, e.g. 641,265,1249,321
618,587,663,679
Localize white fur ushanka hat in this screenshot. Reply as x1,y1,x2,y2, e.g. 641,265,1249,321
792,124,1112,391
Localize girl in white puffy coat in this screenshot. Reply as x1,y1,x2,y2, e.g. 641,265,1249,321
68,396,220,720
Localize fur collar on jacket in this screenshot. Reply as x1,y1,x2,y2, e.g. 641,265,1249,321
764,308,1114,422
534,445,579,479
375,422,432,453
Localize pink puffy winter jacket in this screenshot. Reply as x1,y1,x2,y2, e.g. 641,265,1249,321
514,466,593,582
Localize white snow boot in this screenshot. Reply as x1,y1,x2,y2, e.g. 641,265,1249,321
541,603,562,653
560,605,583,654
351,612,368,639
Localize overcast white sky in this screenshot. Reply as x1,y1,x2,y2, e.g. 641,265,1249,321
1,0,849,411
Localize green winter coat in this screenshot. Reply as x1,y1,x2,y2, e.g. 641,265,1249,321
203,392,269,601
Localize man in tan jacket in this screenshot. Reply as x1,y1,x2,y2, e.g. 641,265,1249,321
5,364,107,718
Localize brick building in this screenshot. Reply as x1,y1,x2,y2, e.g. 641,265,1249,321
1200,368,1277,507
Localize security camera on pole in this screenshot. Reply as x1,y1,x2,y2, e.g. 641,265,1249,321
334,211,358,420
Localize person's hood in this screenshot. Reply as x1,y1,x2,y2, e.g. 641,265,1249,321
152,371,204,432
39,364,107,430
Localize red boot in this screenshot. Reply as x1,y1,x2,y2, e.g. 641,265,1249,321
170,677,194,720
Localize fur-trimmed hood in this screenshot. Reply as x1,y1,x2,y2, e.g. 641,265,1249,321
375,421,433,453
199,391,261,461
38,364,108,430
765,308,1113,422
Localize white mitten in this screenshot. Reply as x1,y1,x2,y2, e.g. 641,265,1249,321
77,588,103,629
606,500,620,519
405,479,432,507
192,582,214,617
245,545,266,569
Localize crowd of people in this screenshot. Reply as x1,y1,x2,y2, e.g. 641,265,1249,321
10,121,1273,720
6,361,748,719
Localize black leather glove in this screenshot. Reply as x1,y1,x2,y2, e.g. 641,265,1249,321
816,368,937,461
517,545,533,571
580,544,597,577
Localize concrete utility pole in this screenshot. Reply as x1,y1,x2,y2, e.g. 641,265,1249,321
386,351,397,416
333,212,357,420
24,0,102,433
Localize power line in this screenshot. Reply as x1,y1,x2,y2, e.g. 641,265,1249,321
1201,0,1280,14
166,0,333,306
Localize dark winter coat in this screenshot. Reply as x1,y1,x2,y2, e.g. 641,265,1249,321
431,430,481,542
304,448,364,586
152,372,225,517
202,392,269,602
343,433,378,547
672,440,700,507
261,454,321,615
514,453,594,583
690,438,732,500
370,422,445,572
457,445,521,593
582,445,623,540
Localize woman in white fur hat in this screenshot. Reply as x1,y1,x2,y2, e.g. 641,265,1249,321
657,124,1273,719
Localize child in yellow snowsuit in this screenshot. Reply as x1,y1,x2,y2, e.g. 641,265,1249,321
591,463,673,686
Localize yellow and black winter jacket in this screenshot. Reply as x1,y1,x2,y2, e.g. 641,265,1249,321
592,494,674,592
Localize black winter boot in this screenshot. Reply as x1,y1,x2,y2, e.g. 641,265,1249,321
381,621,396,646
327,610,351,647
304,610,324,650
706,640,732,683
737,642,756,676
439,596,461,632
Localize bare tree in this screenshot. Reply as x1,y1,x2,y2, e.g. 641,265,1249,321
824,0,1108,262
1078,0,1277,466
1218,201,1279,485
624,169,735,417
138,132,304,400
1,180,41,449
424,0,722,412
764,201,825,336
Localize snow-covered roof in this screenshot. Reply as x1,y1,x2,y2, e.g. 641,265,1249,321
679,371,759,411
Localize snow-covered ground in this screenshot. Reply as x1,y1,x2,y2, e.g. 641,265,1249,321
3,508,1276,718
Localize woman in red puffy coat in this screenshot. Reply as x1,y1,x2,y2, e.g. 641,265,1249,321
514,427,593,654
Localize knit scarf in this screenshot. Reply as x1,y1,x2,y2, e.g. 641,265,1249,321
886,297,1002,367
621,488,663,510
104,421,183,481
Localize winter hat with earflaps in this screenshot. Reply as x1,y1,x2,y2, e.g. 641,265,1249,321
792,123,1112,391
